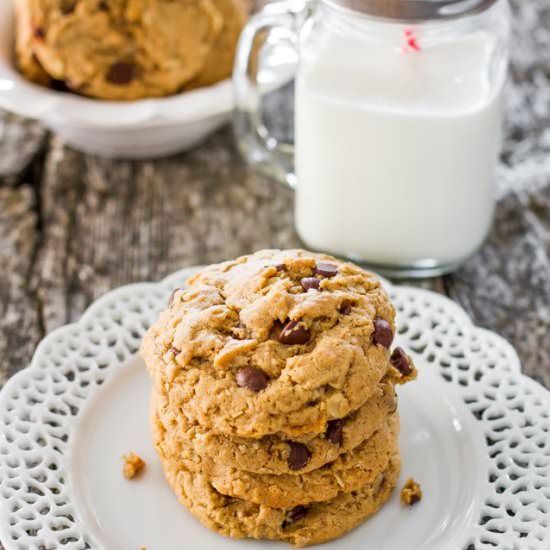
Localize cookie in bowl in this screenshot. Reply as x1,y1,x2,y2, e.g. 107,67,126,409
14,0,250,100
141,249,417,546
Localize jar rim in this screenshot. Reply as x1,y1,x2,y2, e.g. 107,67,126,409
320,0,501,22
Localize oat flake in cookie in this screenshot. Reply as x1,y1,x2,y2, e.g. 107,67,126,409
141,249,417,546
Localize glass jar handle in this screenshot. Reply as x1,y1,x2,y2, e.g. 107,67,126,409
233,2,304,188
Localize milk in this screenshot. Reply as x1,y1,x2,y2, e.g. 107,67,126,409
295,29,504,267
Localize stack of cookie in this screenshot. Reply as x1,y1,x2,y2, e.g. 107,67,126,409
141,250,416,547
15,0,249,100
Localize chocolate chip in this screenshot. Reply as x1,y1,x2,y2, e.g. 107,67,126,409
60,0,77,14
275,263,286,272
287,442,311,470
236,367,269,392
315,262,338,278
326,419,345,445
373,318,393,348
97,0,109,10
390,347,412,375
51,79,70,92
339,300,353,315
168,288,181,307
33,26,45,39
282,505,308,528
106,62,136,85
278,320,310,345
300,277,320,291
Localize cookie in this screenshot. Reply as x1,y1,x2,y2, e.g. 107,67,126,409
153,376,397,475
22,0,224,100
155,429,400,548
154,405,399,508
14,0,52,86
186,0,250,88
141,249,396,438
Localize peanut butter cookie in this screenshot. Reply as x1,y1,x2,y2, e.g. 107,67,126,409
141,249,397,438
154,407,399,508
186,0,250,88
155,420,401,548
14,0,51,86
18,0,224,100
152,376,397,475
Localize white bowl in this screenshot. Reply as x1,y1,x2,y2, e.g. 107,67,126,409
0,2,292,158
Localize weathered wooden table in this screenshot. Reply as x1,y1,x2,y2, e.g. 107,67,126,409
0,0,549,406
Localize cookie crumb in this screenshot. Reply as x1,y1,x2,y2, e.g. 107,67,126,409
400,478,422,506
123,452,146,479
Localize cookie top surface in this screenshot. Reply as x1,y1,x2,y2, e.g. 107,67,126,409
23,0,225,100
141,249,396,438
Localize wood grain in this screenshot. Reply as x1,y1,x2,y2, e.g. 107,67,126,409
0,111,46,185
0,186,42,386
0,111,46,389
30,131,299,334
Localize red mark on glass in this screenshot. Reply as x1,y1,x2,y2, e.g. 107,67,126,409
404,29,421,52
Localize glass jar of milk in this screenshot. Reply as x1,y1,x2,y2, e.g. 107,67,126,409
234,0,510,277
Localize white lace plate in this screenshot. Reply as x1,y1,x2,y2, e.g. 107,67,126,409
0,268,549,550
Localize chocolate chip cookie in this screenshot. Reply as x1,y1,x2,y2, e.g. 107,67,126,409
153,376,397,475
142,249,417,546
185,0,250,89
15,0,52,86
15,0,248,100
154,406,401,547
142,249,396,438
154,404,399,508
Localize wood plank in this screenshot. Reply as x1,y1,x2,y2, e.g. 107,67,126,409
0,186,42,386
0,111,46,184
31,130,300,332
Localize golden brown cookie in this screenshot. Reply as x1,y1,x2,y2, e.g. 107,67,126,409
156,438,400,548
141,249,397,438
154,405,399,508
14,0,52,86
152,377,397,475
22,0,224,100
185,0,250,88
